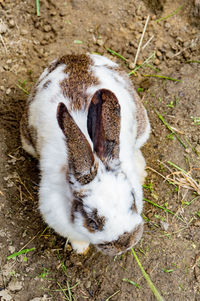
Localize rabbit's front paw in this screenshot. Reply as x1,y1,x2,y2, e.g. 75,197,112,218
71,240,90,254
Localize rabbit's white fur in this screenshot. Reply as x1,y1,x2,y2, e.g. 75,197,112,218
22,54,150,254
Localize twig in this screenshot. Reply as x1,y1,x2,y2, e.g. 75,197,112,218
132,15,150,69
129,52,156,76
142,35,154,51
0,33,8,53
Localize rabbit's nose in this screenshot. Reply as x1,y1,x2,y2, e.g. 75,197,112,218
96,222,144,256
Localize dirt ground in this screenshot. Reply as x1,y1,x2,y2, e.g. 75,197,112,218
0,0,200,300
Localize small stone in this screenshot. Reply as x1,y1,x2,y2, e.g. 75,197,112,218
59,11,67,16
6,88,11,95
194,220,200,227
128,62,135,70
8,280,23,292
8,246,15,254
43,24,51,32
156,50,162,57
160,221,169,231
154,58,160,65
21,29,28,35
85,280,91,289
50,10,57,16
164,22,171,29
0,86,5,91
96,39,104,46
137,59,143,66
0,22,8,34
185,148,192,154
0,289,13,301
165,51,174,59
151,15,157,20
183,41,190,48
195,145,200,154
8,19,15,28
6,59,12,64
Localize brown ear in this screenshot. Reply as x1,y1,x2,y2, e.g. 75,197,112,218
87,89,121,163
57,103,97,184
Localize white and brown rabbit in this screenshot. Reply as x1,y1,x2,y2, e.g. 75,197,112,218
20,54,150,255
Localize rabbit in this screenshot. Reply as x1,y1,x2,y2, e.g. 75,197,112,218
20,54,150,256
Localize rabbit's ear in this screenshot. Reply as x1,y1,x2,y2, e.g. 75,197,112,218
87,89,121,164
57,103,97,184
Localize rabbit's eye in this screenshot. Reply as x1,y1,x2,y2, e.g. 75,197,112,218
87,218,99,231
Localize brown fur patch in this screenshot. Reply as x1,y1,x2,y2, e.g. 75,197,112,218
57,102,97,185
58,54,99,110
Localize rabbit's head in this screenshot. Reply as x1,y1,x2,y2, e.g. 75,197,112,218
57,89,144,255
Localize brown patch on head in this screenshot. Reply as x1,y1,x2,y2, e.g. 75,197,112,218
96,223,143,255
87,89,121,164
56,54,99,110
71,198,105,233
57,102,97,185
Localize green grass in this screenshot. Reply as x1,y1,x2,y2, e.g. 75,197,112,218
155,5,183,23
7,247,36,260
128,52,156,76
155,111,187,148
131,248,164,301
74,40,83,44
122,278,141,289
106,48,127,62
36,0,40,16
143,74,181,82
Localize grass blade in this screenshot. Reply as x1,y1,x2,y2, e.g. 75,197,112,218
16,84,29,95
144,198,184,222
155,111,187,148
128,52,156,76
7,248,36,260
143,74,181,82
155,5,183,23
36,0,40,16
131,248,164,301
106,48,127,61
122,278,141,288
